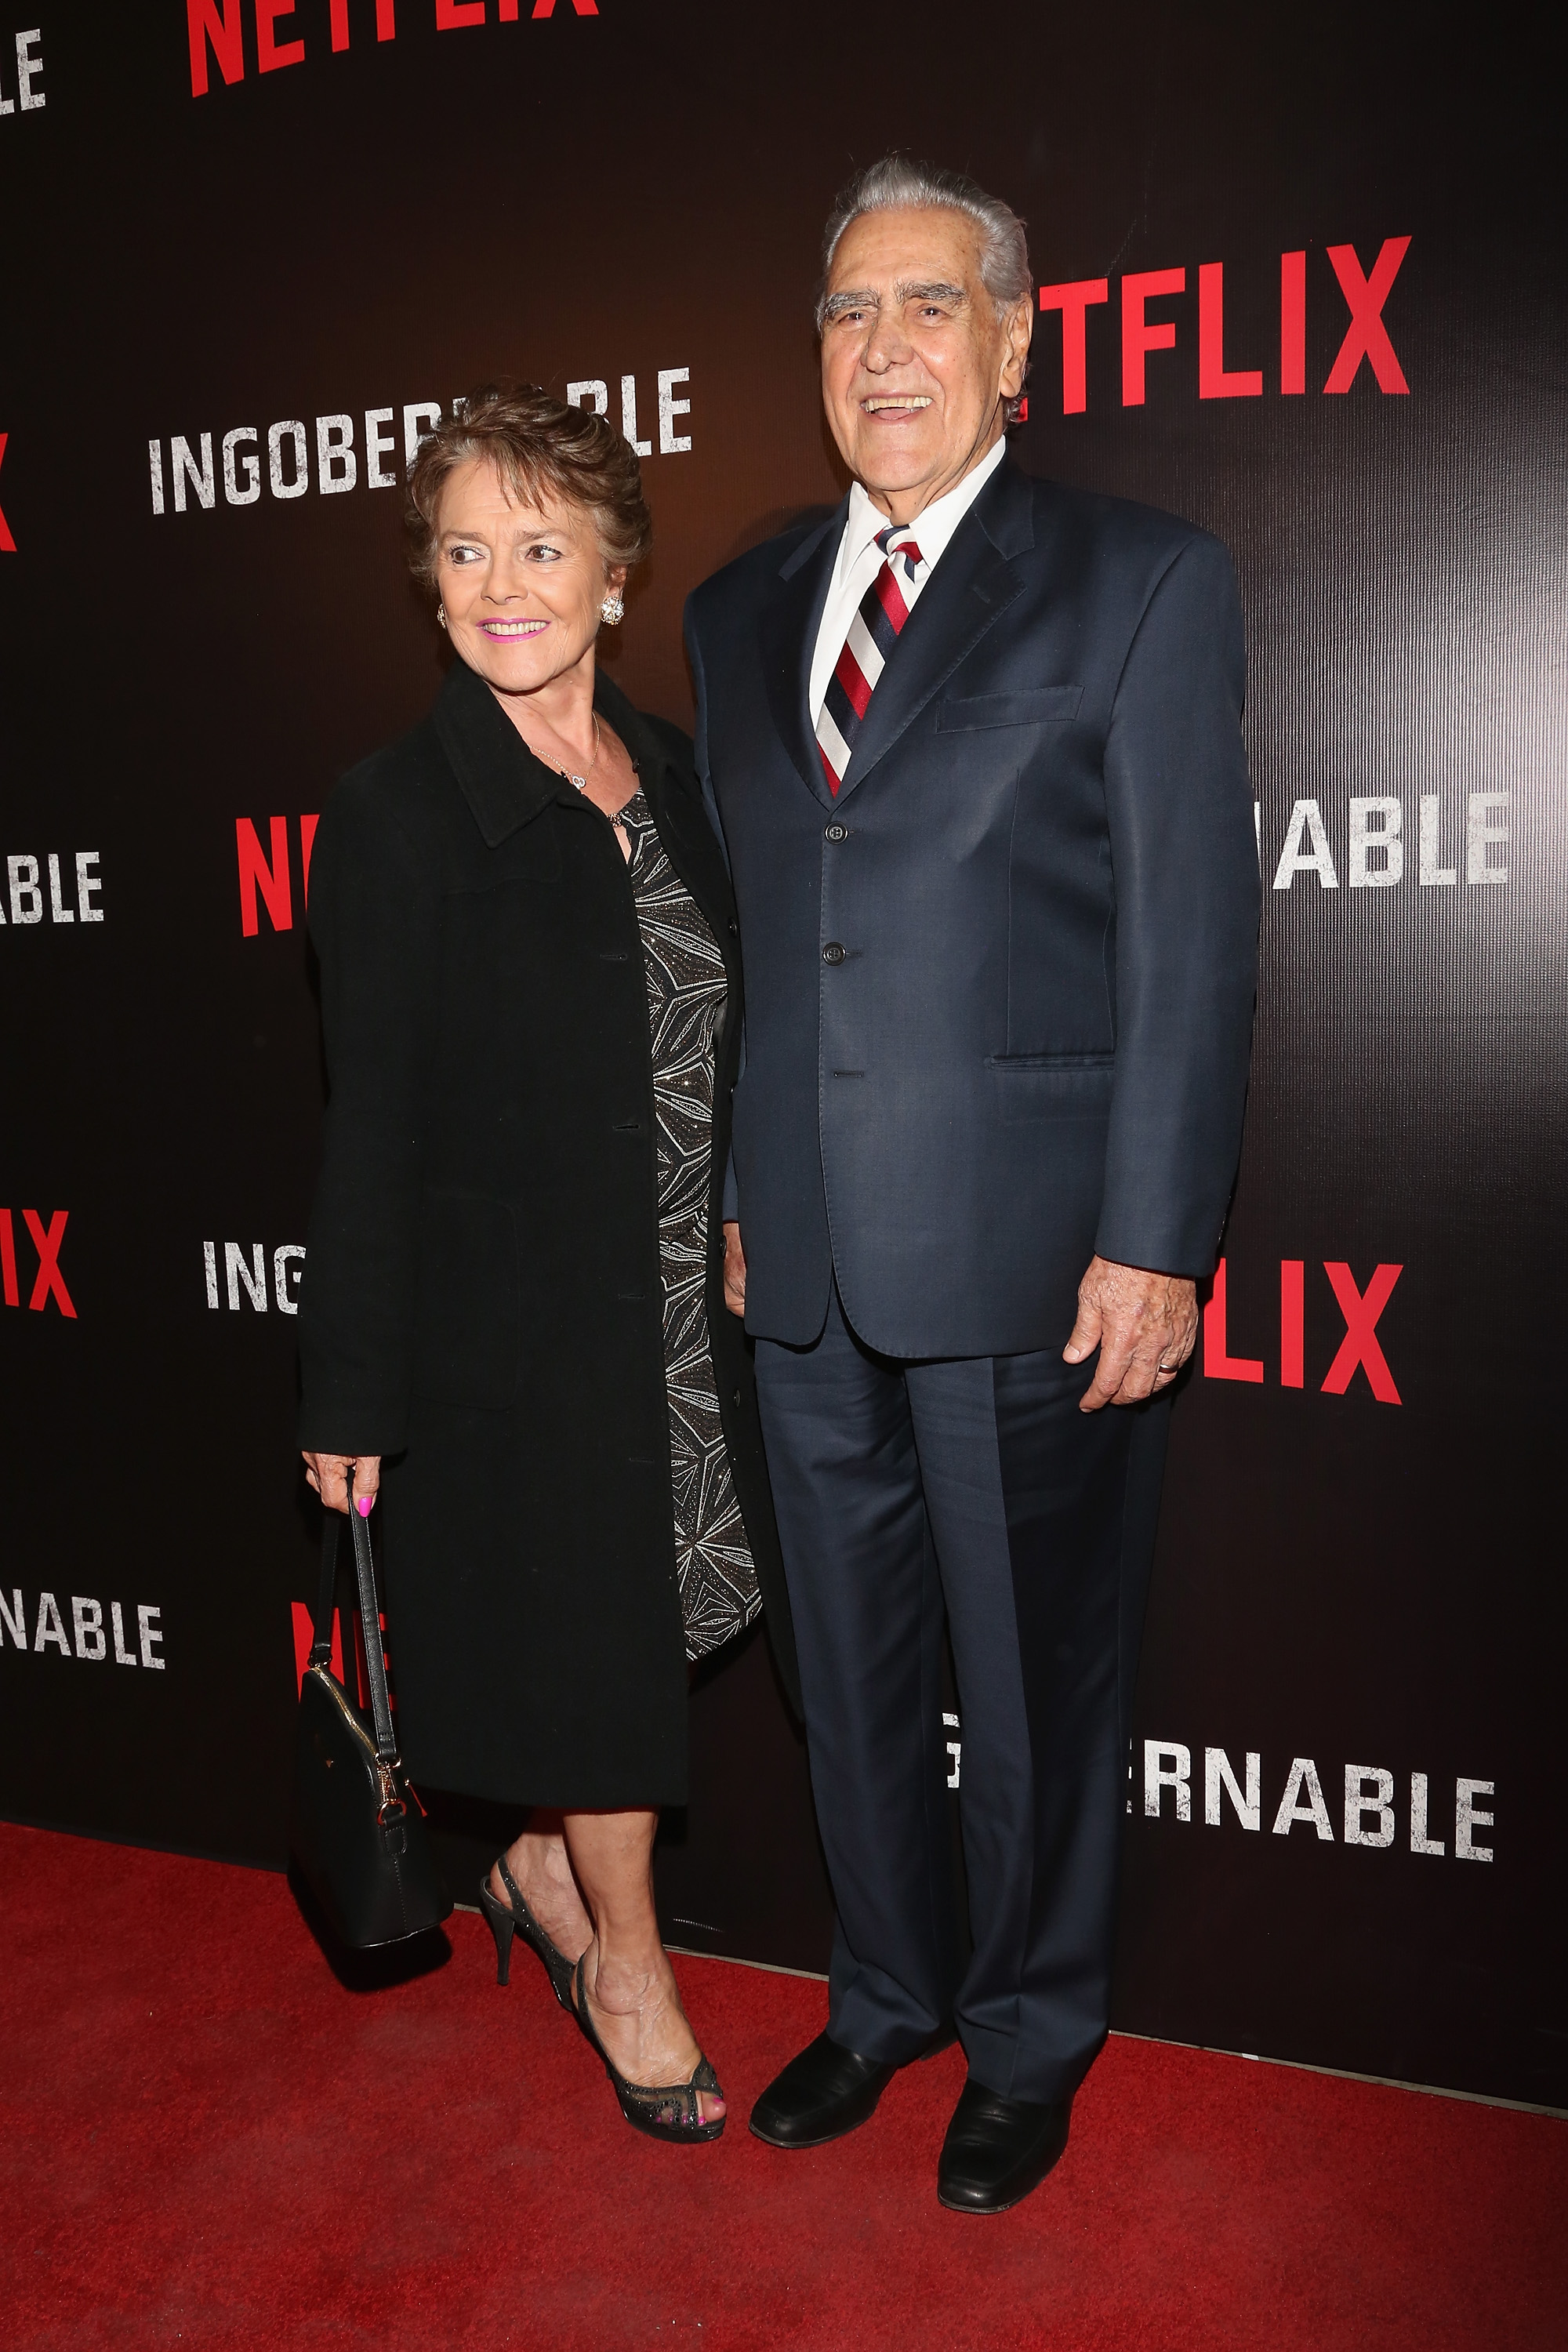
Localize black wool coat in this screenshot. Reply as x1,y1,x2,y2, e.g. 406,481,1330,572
297,656,798,1809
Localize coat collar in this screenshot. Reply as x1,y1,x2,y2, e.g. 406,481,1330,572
433,656,571,846
593,669,672,802
757,458,1037,811
432,655,670,848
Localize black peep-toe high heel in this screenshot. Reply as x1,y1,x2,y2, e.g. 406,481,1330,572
477,1856,579,2014
573,1954,727,2144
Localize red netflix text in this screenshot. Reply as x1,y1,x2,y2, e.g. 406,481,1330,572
1038,240,1411,413
1203,1256,1403,1403
188,0,598,97
237,815,318,936
0,1210,77,1319
290,1599,390,1702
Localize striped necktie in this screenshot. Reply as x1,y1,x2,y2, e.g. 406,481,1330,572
815,524,926,795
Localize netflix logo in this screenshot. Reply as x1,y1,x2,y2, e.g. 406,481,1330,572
187,0,597,100
289,1598,387,1701
1203,1258,1403,1404
1143,1743,1494,1864
237,815,316,937
1,1210,75,1318
1038,238,1410,412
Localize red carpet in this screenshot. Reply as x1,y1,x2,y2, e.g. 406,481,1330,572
2,1823,1562,2350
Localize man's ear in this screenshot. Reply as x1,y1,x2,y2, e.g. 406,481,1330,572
1000,297,1034,397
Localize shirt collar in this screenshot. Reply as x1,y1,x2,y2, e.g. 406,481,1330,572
842,434,1008,574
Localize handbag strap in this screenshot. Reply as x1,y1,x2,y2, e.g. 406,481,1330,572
310,1485,401,1768
347,1491,400,1765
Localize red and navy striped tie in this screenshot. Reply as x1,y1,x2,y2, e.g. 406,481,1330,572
815,524,925,795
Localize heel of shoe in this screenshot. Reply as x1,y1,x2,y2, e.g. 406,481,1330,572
477,1878,516,1986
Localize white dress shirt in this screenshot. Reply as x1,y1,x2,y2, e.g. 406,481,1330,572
808,435,1008,721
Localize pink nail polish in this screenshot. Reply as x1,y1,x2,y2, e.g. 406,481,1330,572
356,1494,373,1517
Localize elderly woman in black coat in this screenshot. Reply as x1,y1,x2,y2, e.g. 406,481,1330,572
297,382,796,2142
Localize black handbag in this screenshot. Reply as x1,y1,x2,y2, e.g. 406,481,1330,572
289,1497,452,1949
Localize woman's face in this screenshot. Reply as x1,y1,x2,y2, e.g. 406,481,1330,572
434,457,625,696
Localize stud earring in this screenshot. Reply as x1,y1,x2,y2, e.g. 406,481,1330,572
437,603,448,630
601,593,625,626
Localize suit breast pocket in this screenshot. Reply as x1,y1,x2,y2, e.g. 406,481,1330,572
936,688,1083,731
412,1189,521,1411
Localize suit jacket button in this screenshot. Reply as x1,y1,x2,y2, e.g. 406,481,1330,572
728,920,739,935
825,823,848,843
822,942,846,965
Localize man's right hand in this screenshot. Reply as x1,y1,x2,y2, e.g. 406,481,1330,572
722,1221,746,1318
303,1452,382,1515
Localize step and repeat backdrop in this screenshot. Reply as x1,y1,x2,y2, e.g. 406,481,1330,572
1,3,1562,2107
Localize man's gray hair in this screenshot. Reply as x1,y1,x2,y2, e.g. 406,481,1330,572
816,154,1033,332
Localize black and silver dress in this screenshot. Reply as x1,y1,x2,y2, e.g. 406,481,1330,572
616,785,761,1661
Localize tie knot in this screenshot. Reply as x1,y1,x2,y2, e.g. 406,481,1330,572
876,525,924,582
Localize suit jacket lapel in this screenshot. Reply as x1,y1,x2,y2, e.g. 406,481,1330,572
758,504,846,811
836,459,1035,802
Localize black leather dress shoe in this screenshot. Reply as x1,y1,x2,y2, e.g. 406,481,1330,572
750,2031,899,2149
937,2078,1074,2213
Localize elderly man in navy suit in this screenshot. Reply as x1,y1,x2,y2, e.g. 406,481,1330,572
684,156,1259,2213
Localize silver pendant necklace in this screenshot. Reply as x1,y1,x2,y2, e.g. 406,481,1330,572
563,713,602,792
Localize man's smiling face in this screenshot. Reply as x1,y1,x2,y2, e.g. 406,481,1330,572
818,205,1032,521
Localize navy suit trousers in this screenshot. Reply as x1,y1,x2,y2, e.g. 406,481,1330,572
753,1285,1171,2104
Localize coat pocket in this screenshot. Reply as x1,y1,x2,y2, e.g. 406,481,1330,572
985,1051,1115,1123
936,687,1083,729
412,1190,521,1410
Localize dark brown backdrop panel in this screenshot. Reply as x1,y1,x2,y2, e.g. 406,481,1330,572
0,0,1560,2104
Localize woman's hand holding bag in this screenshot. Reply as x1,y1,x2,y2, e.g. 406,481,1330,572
289,1468,451,1950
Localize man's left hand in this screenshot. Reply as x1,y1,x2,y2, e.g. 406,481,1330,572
1064,1257,1198,1412
721,1220,747,1318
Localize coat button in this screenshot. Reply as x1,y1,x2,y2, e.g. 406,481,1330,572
822,942,846,965
731,1388,742,1407
825,823,848,843
728,919,739,935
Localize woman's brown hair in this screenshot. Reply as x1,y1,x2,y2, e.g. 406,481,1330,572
405,379,653,591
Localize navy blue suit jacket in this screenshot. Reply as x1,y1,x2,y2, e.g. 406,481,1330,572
684,457,1259,1358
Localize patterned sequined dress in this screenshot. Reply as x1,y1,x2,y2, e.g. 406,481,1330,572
615,785,760,1661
